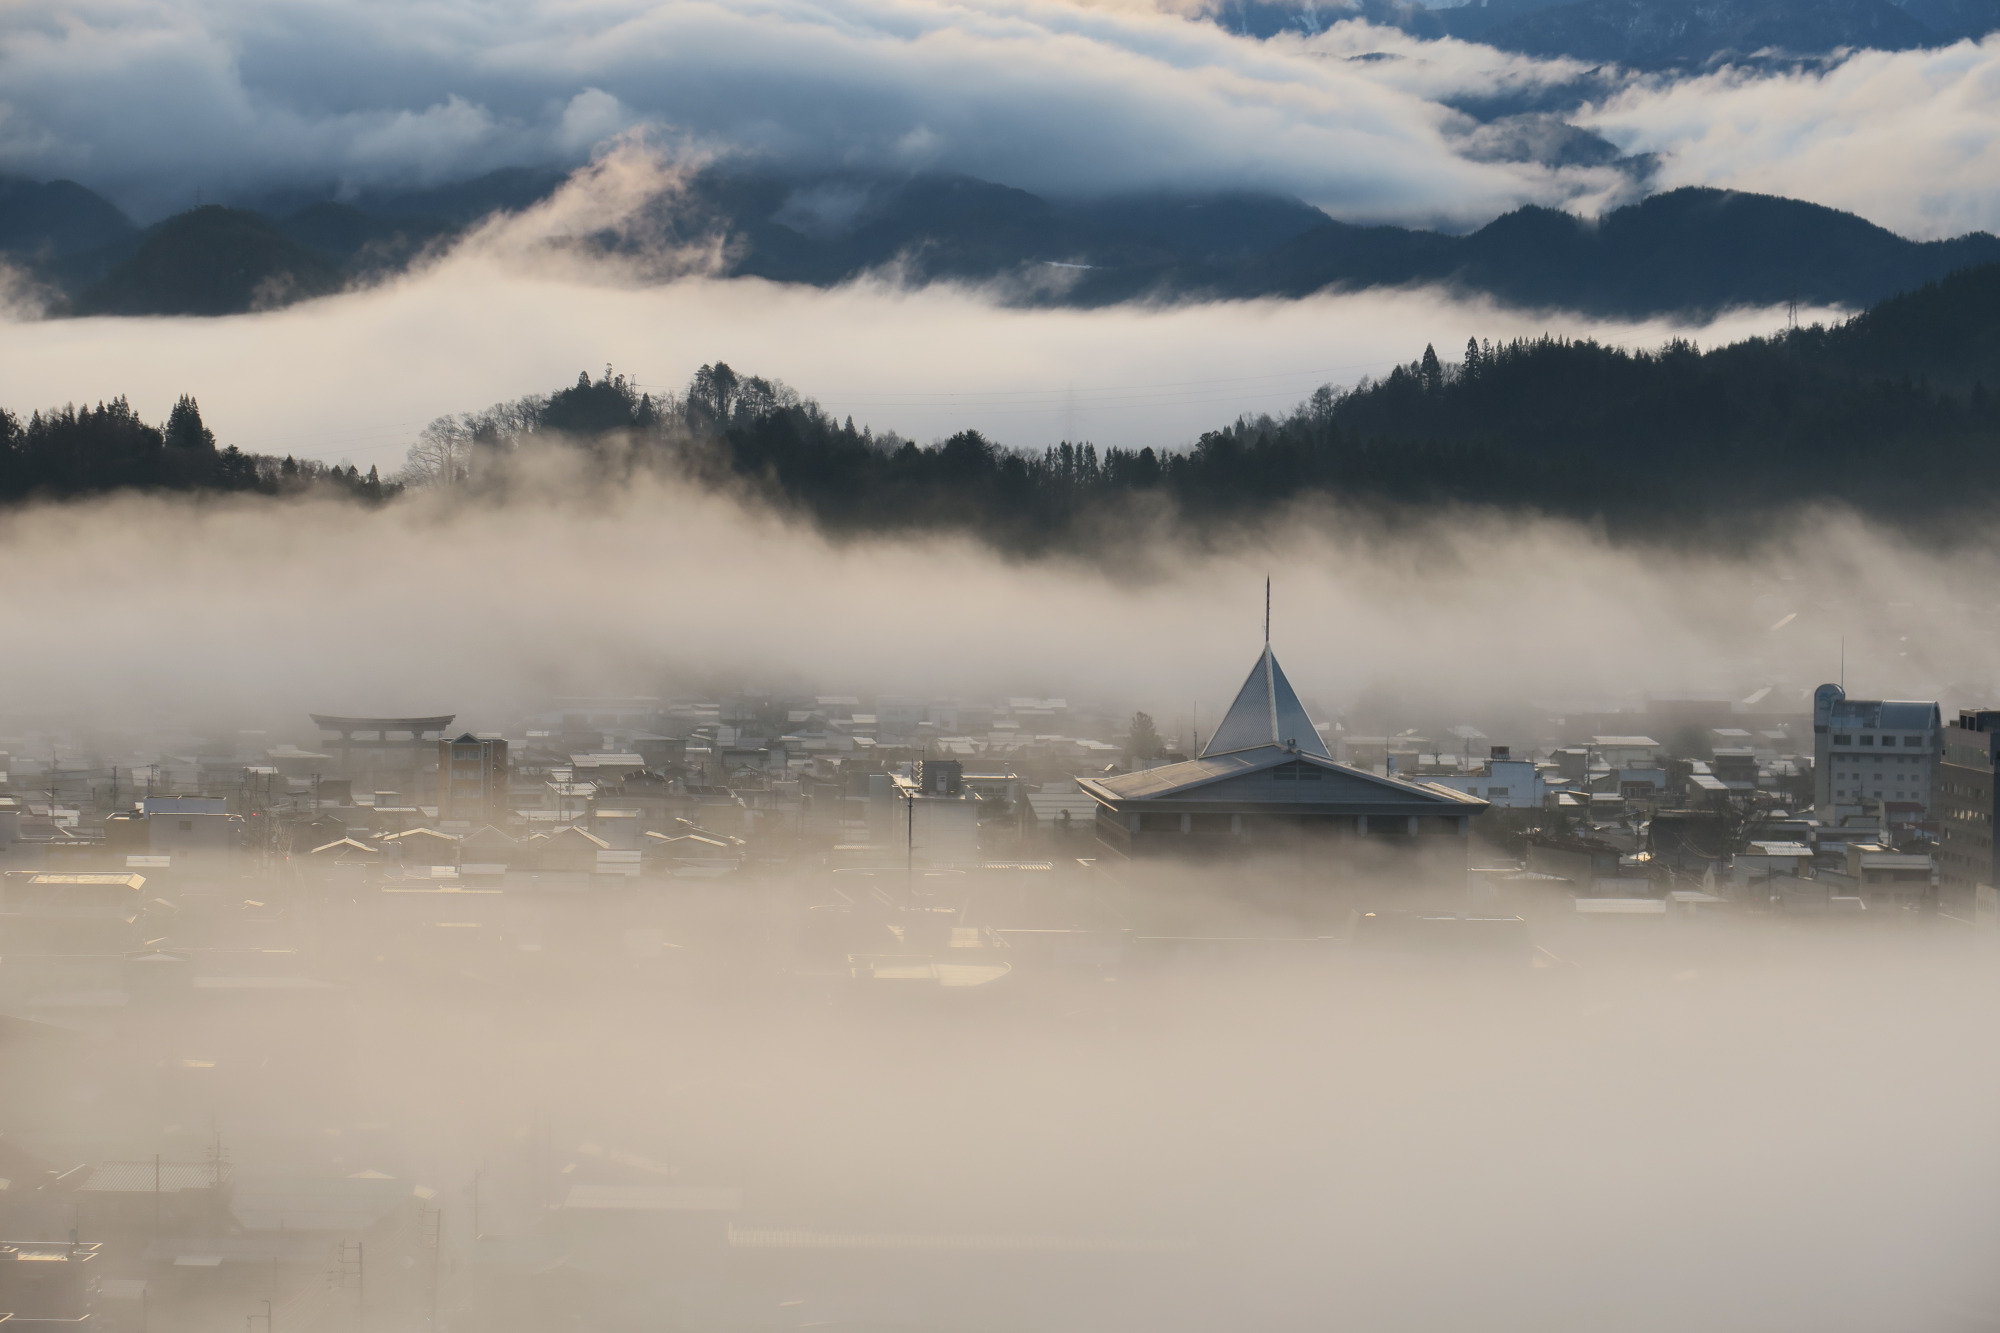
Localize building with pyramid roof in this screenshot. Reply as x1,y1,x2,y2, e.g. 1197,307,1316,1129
1200,644,1332,760
1078,640,1486,892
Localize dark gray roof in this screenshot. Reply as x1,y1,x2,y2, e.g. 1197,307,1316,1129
1081,745,1486,812
310,714,455,733
1875,701,1942,730
1813,686,1940,732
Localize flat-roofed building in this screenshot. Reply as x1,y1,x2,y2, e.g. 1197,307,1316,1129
0,1241,100,1324
438,733,510,826
1420,746,1546,809
1812,685,1942,825
139,795,242,858
887,760,983,868
1938,708,2000,914
310,713,455,803
1824,843,1935,911
1590,736,1663,769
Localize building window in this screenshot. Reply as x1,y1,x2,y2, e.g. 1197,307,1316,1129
1835,734,1852,744
1904,736,1924,747
1861,735,1875,746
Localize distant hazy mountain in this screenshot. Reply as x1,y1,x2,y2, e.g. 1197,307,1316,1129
274,203,456,277
1899,0,2000,39
0,177,138,257
229,168,567,230
706,175,2000,318
1474,0,1936,66
73,207,345,317
1229,187,2000,315
1214,0,2000,67
6,169,1997,320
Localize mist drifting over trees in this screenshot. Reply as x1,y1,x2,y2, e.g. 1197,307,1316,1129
4,261,1998,547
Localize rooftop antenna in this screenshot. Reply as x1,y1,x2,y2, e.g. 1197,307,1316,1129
1840,636,1845,692
1263,578,1279,743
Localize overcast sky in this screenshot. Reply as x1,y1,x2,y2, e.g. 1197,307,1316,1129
4,0,2000,237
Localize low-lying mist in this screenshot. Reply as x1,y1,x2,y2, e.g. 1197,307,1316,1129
0,219,1825,471
21,857,2000,1333
4,461,1997,732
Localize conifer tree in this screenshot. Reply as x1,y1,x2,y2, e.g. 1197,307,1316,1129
163,395,215,451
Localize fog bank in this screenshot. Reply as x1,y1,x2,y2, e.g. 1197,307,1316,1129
0,245,1820,468
1,463,1996,736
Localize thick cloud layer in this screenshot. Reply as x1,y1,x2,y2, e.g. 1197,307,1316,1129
1584,36,2000,239
0,0,1607,224
7,1,2000,235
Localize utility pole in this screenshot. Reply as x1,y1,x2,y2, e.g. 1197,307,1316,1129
332,1240,363,1333
424,1204,442,1332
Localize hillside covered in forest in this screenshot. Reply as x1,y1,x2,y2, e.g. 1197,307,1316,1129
6,260,1999,544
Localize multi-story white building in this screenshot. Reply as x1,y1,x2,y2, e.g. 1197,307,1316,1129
1812,684,1942,825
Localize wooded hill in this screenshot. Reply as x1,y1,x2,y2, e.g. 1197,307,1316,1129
7,261,1998,542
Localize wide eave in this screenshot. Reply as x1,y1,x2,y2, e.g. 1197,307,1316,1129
1078,745,1489,817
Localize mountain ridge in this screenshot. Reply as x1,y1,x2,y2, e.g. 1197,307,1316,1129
1213,0,2000,68
4,169,1996,321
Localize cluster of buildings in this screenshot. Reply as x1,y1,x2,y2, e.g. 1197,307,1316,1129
0,650,1994,924
4,633,2000,1329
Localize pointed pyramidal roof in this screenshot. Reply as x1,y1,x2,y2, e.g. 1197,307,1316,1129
1200,645,1330,759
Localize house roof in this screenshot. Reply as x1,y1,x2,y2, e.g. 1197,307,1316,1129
310,714,455,733
309,838,378,856
1080,746,1487,811
1025,789,1099,823
78,1162,220,1194
1201,645,1330,759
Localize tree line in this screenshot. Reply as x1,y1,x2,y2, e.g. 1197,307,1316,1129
395,263,2000,546
10,261,2000,537
0,396,391,502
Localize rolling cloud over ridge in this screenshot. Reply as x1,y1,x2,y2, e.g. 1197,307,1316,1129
3,0,1999,239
